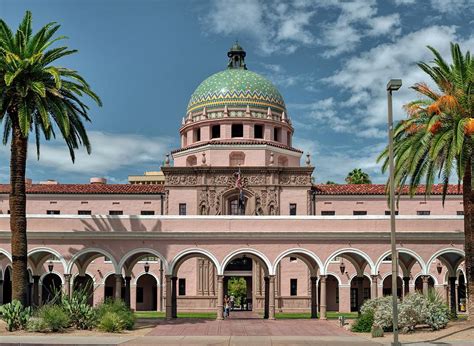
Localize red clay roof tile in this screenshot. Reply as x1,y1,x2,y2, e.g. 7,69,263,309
312,184,462,195
0,184,164,195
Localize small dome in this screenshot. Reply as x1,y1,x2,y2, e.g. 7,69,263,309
187,44,286,115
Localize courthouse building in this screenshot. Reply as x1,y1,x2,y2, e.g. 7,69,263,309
0,44,467,319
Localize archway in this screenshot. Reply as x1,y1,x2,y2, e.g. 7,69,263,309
382,275,402,298
41,273,62,304
321,274,339,312
350,275,371,312
118,248,167,310
136,274,158,311
273,249,322,318
168,248,221,319
221,249,272,319
104,273,124,301
458,271,467,313
414,275,435,293
3,266,12,304
73,274,94,306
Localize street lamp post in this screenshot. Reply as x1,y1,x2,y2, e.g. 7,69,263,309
387,78,402,346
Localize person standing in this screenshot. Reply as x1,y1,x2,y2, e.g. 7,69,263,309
224,295,230,318
230,294,235,311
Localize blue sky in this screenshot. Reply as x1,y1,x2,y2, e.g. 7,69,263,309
1,0,474,184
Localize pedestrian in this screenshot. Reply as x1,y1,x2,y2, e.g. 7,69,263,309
230,294,235,311
224,295,230,318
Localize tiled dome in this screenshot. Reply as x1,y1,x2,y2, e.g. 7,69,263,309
187,45,286,114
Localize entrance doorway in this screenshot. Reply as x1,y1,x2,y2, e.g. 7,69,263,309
224,255,253,312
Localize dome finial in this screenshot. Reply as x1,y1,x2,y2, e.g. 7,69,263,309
227,42,247,70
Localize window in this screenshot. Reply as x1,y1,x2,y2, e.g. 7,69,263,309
137,287,144,303
179,278,186,296
417,210,430,215
179,203,187,215
457,211,464,215
229,151,245,166
353,211,367,215
289,203,297,215
211,125,221,139
141,210,155,215
321,210,335,216
289,257,297,262
290,279,297,296
78,210,92,215
109,210,123,215
385,210,399,215
46,210,60,215
194,128,201,142
273,127,280,142
254,124,263,139
231,124,243,137
229,198,245,215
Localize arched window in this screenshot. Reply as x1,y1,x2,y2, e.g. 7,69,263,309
229,197,245,215
229,152,245,166
186,155,197,167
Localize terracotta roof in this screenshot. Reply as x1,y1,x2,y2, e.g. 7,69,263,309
313,184,462,196
0,184,165,195
172,139,303,154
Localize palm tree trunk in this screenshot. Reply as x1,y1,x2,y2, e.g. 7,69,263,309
9,115,29,306
463,155,474,321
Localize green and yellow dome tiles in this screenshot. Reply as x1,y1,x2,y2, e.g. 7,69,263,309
187,45,286,114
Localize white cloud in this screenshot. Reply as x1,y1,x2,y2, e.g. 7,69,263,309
24,131,174,177
394,0,416,4
430,0,474,13
258,63,314,88
367,14,401,37
323,25,474,137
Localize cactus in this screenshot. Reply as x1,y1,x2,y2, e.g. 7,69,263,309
371,324,384,338
0,300,32,331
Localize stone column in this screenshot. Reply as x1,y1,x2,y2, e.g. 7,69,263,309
114,274,122,300
165,275,172,320
216,275,224,320
268,275,275,320
171,277,178,318
403,277,410,297
449,277,457,317
125,276,131,307
371,275,378,299
310,276,318,318
444,284,449,304
0,279,4,305
33,275,40,306
319,275,327,320
159,263,163,311
422,275,429,296
64,274,71,297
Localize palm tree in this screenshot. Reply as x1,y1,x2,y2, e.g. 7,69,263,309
345,168,372,184
0,11,101,305
378,43,474,320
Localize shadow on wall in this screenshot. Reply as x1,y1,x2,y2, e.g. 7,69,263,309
72,215,163,233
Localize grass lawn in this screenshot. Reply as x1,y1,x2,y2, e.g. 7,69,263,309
135,311,217,319
275,312,358,320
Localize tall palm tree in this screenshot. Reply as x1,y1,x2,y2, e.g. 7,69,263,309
345,168,372,184
0,11,101,305
378,43,474,320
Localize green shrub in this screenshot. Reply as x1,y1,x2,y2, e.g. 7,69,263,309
62,289,97,330
0,300,31,331
351,311,374,332
371,324,384,338
424,289,449,330
96,299,135,330
399,292,427,333
98,312,124,332
26,317,48,332
38,305,69,332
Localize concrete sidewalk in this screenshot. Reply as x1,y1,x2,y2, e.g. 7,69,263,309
0,335,381,345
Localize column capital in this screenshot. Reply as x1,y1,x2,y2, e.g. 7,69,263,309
64,273,72,278
125,276,132,281
115,273,123,279
310,276,318,282
422,275,430,283
319,274,327,282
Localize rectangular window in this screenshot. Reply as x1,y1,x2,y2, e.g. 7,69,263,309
78,210,92,215
46,210,60,215
137,287,144,303
353,211,367,215
273,127,280,142
457,211,464,215
194,128,201,142
289,203,297,215
289,257,297,262
290,279,297,296
109,210,123,215
417,210,430,215
141,210,155,215
211,125,221,139
321,210,335,216
254,124,264,139
231,124,243,138
384,210,399,215
179,203,187,216
179,278,186,296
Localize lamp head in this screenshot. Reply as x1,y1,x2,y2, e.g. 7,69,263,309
387,79,402,91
